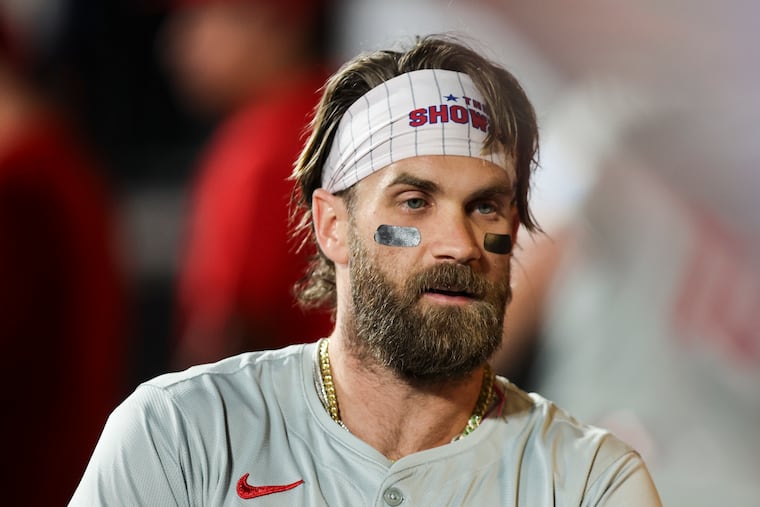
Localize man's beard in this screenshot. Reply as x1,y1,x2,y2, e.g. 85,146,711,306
344,229,511,383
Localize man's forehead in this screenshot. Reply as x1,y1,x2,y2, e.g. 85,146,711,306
357,155,515,196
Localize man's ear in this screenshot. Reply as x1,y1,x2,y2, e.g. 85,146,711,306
312,188,349,265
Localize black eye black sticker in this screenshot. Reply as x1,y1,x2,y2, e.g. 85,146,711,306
374,225,421,247
484,233,512,254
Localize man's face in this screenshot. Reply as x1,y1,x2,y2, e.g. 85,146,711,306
343,155,517,382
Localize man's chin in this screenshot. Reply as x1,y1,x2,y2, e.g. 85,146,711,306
386,328,500,382
416,297,492,322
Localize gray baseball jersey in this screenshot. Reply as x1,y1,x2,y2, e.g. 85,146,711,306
70,342,660,506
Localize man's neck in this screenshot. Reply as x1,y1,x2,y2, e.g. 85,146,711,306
324,334,487,461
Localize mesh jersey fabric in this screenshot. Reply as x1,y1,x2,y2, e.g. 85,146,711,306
71,342,660,506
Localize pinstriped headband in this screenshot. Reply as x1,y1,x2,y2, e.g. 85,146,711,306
321,69,510,193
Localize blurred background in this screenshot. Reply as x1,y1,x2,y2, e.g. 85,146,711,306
0,0,756,504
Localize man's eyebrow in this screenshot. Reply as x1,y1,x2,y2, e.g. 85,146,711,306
386,172,513,201
386,173,439,193
468,182,514,202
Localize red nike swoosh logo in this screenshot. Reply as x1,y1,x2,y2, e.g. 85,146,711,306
236,473,304,499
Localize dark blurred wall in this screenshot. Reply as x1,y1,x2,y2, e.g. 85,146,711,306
61,1,214,386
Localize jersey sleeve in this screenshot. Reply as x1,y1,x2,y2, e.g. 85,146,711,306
584,449,662,506
69,385,191,507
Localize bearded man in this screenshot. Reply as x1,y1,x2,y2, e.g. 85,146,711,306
71,35,661,506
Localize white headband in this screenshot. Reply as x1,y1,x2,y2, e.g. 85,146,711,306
321,69,508,193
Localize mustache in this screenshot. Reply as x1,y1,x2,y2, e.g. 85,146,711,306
406,263,492,299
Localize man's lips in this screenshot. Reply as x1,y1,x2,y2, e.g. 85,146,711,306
426,288,473,297
422,287,480,300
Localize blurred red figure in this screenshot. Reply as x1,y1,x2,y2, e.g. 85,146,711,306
164,0,333,366
0,12,128,505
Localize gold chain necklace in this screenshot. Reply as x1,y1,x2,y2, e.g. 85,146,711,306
317,338,495,440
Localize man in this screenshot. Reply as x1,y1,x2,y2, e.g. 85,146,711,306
71,35,661,505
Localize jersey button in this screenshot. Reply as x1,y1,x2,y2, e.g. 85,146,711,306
382,487,404,506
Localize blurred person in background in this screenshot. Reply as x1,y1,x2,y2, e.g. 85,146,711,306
0,2,128,504
162,0,334,368
493,81,760,506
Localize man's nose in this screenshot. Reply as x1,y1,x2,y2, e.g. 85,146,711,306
429,212,481,264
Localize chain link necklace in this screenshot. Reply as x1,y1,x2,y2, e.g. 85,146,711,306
316,338,495,441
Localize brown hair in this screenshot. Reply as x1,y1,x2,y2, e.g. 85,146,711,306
291,34,540,312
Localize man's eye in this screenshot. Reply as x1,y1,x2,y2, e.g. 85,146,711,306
475,202,497,214
405,198,427,210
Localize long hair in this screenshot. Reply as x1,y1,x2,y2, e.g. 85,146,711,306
290,34,540,312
